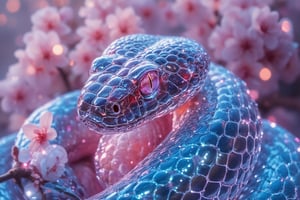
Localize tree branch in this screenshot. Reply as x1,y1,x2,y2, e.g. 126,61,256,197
0,167,32,183
57,67,72,91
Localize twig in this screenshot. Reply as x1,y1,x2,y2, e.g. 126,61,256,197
57,67,72,91
0,167,32,183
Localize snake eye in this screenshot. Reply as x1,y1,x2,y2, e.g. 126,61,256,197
139,71,159,96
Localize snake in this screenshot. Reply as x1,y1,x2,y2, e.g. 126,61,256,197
0,34,299,199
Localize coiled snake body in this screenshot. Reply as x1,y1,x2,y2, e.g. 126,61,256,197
0,34,299,199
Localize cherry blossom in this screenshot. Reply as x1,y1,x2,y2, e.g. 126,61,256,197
31,7,71,36
80,0,126,20
69,41,101,82
208,25,233,60
222,26,264,62
174,0,208,24
106,7,144,40
24,31,68,69
59,6,74,24
0,79,34,114
77,19,110,49
228,60,262,89
31,145,68,181
228,60,279,97
131,0,162,33
252,6,280,50
219,0,272,14
184,17,216,49
262,35,294,70
22,111,57,153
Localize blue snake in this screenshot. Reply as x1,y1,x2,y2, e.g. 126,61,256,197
0,34,299,199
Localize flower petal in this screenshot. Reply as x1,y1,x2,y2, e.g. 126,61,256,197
18,148,31,163
23,124,39,140
47,127,57,140
40,111,53,128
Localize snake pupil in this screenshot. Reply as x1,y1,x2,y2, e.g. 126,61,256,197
140,71,159,96
148,74,153,89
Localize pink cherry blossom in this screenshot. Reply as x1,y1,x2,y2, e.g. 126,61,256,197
228,60,279,97
69,41,101,82
174,0,208,24
184,17,216,49
219,0,272,14
222,7,252,28
106,7,144,40
59,6,74,24
131,0,166,34
201,0,220,11
262,34,294,70
0,79,34,114
24,31,68,69
228,60,262,89
31,144,68,181
31,7,71,36
77,19,110,50
22,111,57,153
80,0,126,20
208,24,233,61
251,6,280,50
222,26,264,62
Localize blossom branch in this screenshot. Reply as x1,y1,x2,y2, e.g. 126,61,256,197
0,167,32,183
57,67,72,91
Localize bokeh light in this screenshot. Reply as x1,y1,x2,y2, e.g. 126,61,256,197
0,14,7,26
249,90,259,100
52,44,64,55
281,19,292,33
6,0,21,13
259,67,272,81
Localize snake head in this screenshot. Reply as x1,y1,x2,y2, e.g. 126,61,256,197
77,58,164,133
77,35,210,133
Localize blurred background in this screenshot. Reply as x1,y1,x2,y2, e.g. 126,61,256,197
0,0,299,137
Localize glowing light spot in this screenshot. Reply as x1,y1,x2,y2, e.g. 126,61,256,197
0,14,7,26
270,122,277,128
6,0,20,13
259,67,272,81
297,147,300,153
26,190,32,197
52,44,64,55
249,90,259,100
86,0,95,7
281,19,292,33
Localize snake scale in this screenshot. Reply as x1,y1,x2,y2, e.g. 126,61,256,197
0,34,299,199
